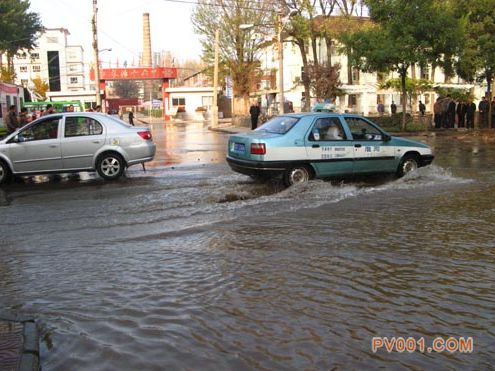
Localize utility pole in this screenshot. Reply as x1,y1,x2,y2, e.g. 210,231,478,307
277,14,284,115
92,0,101,108
212,29,219,128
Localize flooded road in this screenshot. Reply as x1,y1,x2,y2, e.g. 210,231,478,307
0,123,494,370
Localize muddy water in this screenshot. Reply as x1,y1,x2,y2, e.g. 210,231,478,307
0,125,494,370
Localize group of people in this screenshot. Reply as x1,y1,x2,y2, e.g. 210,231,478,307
376,101,398,116
3,104,56,134
433,96,486,129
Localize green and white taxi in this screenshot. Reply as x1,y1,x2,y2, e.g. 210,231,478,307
226,113,434,186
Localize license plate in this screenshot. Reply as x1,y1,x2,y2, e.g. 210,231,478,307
233,142,245,153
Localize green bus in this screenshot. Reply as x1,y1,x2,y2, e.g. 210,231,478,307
22,101,84,115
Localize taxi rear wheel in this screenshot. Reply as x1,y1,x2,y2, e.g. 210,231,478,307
397,154,419,177
284,165,311,187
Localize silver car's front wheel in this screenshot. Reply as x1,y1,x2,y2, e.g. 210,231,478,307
284,166,310,187
0,161,11,185
97,153,125,180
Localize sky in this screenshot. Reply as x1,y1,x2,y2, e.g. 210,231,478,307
28,0,204,66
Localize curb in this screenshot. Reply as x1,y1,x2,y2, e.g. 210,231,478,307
208,126,251,134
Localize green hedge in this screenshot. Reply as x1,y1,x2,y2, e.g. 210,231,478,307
366,114,429,132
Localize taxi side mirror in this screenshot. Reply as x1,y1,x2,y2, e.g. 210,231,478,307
383,134,392,142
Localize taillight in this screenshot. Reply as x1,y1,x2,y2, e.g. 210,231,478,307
250,143,266,155
137,131,152,140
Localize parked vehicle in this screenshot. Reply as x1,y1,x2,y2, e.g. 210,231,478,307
0,112,155,184
226,113,434,186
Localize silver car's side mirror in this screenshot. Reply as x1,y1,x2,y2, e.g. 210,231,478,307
15,135,26,143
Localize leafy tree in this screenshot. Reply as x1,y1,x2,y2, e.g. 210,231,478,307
307,62,342,100
434,87,473,101
379,78,432,112
31,76,48,100
0,0,43,76
344,0,463,129
0,66,16,83
284,1,367,111
112,80,140,99
192,0,273,115
454,0,495,126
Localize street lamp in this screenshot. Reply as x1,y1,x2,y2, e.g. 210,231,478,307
212,29,220,128
277,8,298,115
92,0,102,108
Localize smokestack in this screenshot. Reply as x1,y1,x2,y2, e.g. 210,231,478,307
142,13,153,102
142,13,152,67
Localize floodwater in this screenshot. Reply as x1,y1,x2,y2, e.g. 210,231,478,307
0,123,494,370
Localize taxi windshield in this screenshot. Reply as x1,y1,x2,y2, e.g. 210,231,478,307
255,116,299,134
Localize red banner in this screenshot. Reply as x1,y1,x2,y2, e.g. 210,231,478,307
90,67,177,81
0,82,19,94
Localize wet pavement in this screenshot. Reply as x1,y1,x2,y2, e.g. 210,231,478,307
0,122,494,370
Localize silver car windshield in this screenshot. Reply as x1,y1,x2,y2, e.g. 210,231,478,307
255,116,299,134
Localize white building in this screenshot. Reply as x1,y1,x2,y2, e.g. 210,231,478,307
256,24,484,115
8,28,86,95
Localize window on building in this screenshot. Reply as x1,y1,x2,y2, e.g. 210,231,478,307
20,66,28,73
16,53,27,59
32,65,41,72
172,97,186,106
70,77,79,84
69,65,78,72
30,53,40,60
420,66,430,80
348,94,357,107
377,72,388,84
68,52,77,60
351,68,360,84
46,37,58,43
202,96,213,109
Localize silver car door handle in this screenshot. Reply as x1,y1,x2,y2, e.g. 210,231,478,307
49,144,58,148
92,140,101,143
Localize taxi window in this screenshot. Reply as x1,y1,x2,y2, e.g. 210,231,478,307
344,117,383,141
309,117,345,141
255,116,299,134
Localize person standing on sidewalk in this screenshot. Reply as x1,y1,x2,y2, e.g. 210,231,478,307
249,102,260,130
466,99,476,129
478,96,489,128
5,105,18,134
390,101,397,115
491,96,495,128
128,111,134,126
19,107,29,127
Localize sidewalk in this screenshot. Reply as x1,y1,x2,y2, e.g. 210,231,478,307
0,311,39,371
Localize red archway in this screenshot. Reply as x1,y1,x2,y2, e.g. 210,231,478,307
90,67,177,120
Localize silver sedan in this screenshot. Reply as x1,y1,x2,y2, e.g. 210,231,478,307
0,112,156,184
